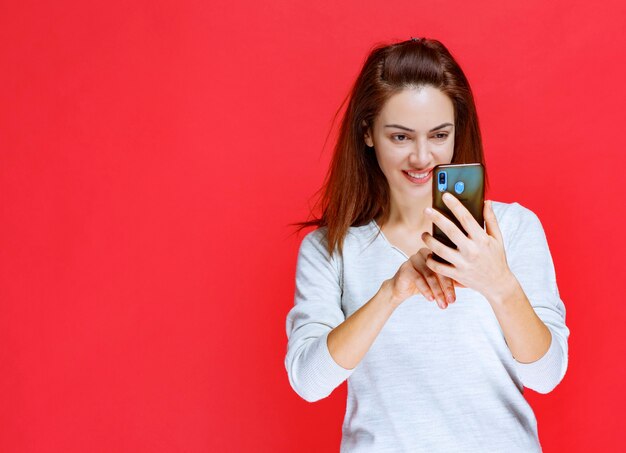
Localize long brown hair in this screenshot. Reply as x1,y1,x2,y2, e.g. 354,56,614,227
290,37,489,258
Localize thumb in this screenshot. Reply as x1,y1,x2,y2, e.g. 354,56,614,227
484,200,503,243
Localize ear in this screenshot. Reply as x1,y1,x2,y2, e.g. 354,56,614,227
362,120,374,147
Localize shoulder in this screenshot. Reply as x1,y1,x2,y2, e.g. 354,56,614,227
491,200,540,224
299,227,331,260
299,222,375,259
490,200,545,249
298,226,343,262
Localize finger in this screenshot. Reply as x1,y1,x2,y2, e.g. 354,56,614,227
423,270,447,307
484,200,503,244
415,274,436,302
422,231,461,265
424,205,470,252
405,259,435,301
410,247,448,309
436,273,457,304
411,251,445,307
425,253,457,284
441,192,487,241
417,248,444,297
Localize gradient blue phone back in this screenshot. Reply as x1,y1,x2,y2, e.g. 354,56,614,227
431,163,485,264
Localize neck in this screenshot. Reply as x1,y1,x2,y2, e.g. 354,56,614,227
378,195,432,233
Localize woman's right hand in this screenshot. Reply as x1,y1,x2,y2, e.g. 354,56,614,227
385,248,459,310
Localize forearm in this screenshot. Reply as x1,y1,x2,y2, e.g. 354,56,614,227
486,273,552,363
327,280,397,370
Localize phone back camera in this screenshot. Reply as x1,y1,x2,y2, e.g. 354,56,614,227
437,171,448,191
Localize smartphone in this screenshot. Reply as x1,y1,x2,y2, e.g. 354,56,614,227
431,163,485,265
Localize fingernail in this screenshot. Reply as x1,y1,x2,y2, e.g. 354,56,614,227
447,294,455,304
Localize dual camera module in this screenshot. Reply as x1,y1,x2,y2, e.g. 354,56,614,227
437,171,465,195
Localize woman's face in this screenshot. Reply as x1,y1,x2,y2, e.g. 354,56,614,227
364,85,455,199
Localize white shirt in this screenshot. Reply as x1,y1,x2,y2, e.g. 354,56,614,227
284,201,570,452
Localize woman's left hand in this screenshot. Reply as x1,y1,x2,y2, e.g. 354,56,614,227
421,193,515,302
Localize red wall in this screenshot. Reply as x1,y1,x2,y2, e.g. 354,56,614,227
1,1,625,451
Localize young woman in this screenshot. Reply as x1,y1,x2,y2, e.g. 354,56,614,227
284,37,569,452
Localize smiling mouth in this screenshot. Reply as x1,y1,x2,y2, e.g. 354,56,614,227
404,169,432,179
402,169,433,185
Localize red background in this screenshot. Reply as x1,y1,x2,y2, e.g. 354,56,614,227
1,0,625,451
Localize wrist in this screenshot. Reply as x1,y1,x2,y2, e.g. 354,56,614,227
379,279,401,310
484,271,521,306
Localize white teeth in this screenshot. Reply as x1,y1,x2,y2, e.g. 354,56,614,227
407,171,430,179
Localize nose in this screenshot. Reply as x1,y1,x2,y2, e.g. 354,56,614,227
408,138,431,168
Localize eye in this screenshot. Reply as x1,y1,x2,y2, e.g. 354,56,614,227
392,134,409,142
433,133,449,140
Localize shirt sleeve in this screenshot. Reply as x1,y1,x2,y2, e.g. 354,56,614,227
284,228,356,403
505,203,570,394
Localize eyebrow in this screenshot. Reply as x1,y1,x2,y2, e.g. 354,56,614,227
384,122,454,132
